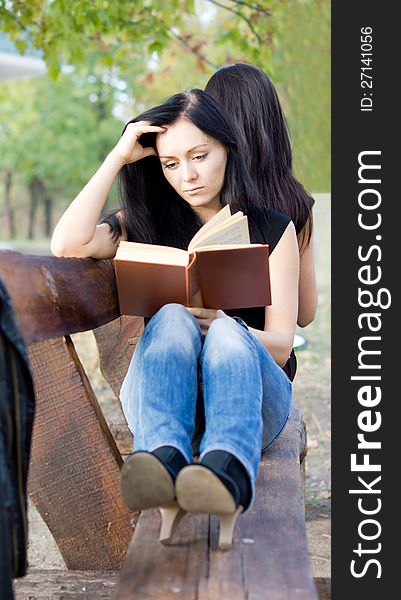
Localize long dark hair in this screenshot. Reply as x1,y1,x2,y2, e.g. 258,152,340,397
205,63,314,248
103,88,265,249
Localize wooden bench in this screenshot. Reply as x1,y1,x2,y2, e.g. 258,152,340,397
1,249,319,599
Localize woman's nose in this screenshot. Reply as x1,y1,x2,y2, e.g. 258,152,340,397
182,162,198,182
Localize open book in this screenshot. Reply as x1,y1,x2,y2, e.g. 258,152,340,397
114,205,271,317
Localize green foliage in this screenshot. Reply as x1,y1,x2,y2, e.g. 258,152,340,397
267,0,331,192
0,1,276,76
0,71,123,198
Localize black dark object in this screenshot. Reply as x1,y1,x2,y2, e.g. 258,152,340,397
200,449,252,511
0,278,35,599
152,446,188,481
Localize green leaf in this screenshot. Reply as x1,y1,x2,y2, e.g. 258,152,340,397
14,38,28,55
149,41,163,54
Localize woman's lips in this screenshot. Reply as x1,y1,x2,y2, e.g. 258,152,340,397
184,186,204,194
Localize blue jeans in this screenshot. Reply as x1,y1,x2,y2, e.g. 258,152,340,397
120,303,292,511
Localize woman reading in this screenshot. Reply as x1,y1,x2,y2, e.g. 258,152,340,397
51,89,299,550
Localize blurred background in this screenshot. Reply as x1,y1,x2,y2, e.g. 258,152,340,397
0,0,329,250
0,0,331,581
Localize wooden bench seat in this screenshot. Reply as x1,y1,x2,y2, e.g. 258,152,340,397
0,250,318,599
13,571,331,600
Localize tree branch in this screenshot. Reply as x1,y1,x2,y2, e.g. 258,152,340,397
168,29,219,70
224,0,271,15
206,0,263,43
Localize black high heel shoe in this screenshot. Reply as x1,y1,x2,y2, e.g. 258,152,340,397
175,450,252,550
120,446,188,544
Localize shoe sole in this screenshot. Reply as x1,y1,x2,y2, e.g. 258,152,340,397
120,452,175,511
176,465,237,514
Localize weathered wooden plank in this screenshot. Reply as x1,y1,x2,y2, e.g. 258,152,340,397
13,573,331,600
93,316,143,398
27,336,136,570
197,513,246,600
13,570,118,599
314,577,331,600
12,573,330,600
115,509,210,600
115,407,317,600
0,250,119,345
109,418,134,457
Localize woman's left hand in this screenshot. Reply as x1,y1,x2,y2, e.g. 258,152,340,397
186,307,227,335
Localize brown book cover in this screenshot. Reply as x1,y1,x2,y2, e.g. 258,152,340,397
114,244,271,317
192,245,271,310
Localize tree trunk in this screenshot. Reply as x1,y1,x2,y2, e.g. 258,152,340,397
28,177,45,240
28,179,38,240
44,197,53,237
4,169,16,238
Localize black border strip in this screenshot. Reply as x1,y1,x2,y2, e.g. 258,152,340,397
332,1,397,596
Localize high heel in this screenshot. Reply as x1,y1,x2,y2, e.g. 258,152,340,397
121,451,176,511
175,450,251,551
176,465,243,550
120,446,188,543
218,506,243,550
159,501,186,545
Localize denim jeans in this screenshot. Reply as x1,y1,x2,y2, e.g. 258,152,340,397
120,303,292,511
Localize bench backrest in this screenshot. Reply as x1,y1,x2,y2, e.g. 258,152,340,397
0,251,119,343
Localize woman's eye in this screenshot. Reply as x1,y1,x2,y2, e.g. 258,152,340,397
162,154,207,169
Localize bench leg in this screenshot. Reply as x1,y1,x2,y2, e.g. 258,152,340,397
27,336,136,570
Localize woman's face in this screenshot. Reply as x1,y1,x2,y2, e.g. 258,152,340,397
156,117,228,221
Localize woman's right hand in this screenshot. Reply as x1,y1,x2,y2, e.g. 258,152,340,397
112,121,166,165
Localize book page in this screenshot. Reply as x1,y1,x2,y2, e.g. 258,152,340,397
192,211,246,248
195,243,267,252
188,204,232,249
188,215,250,250
115,241,189,266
